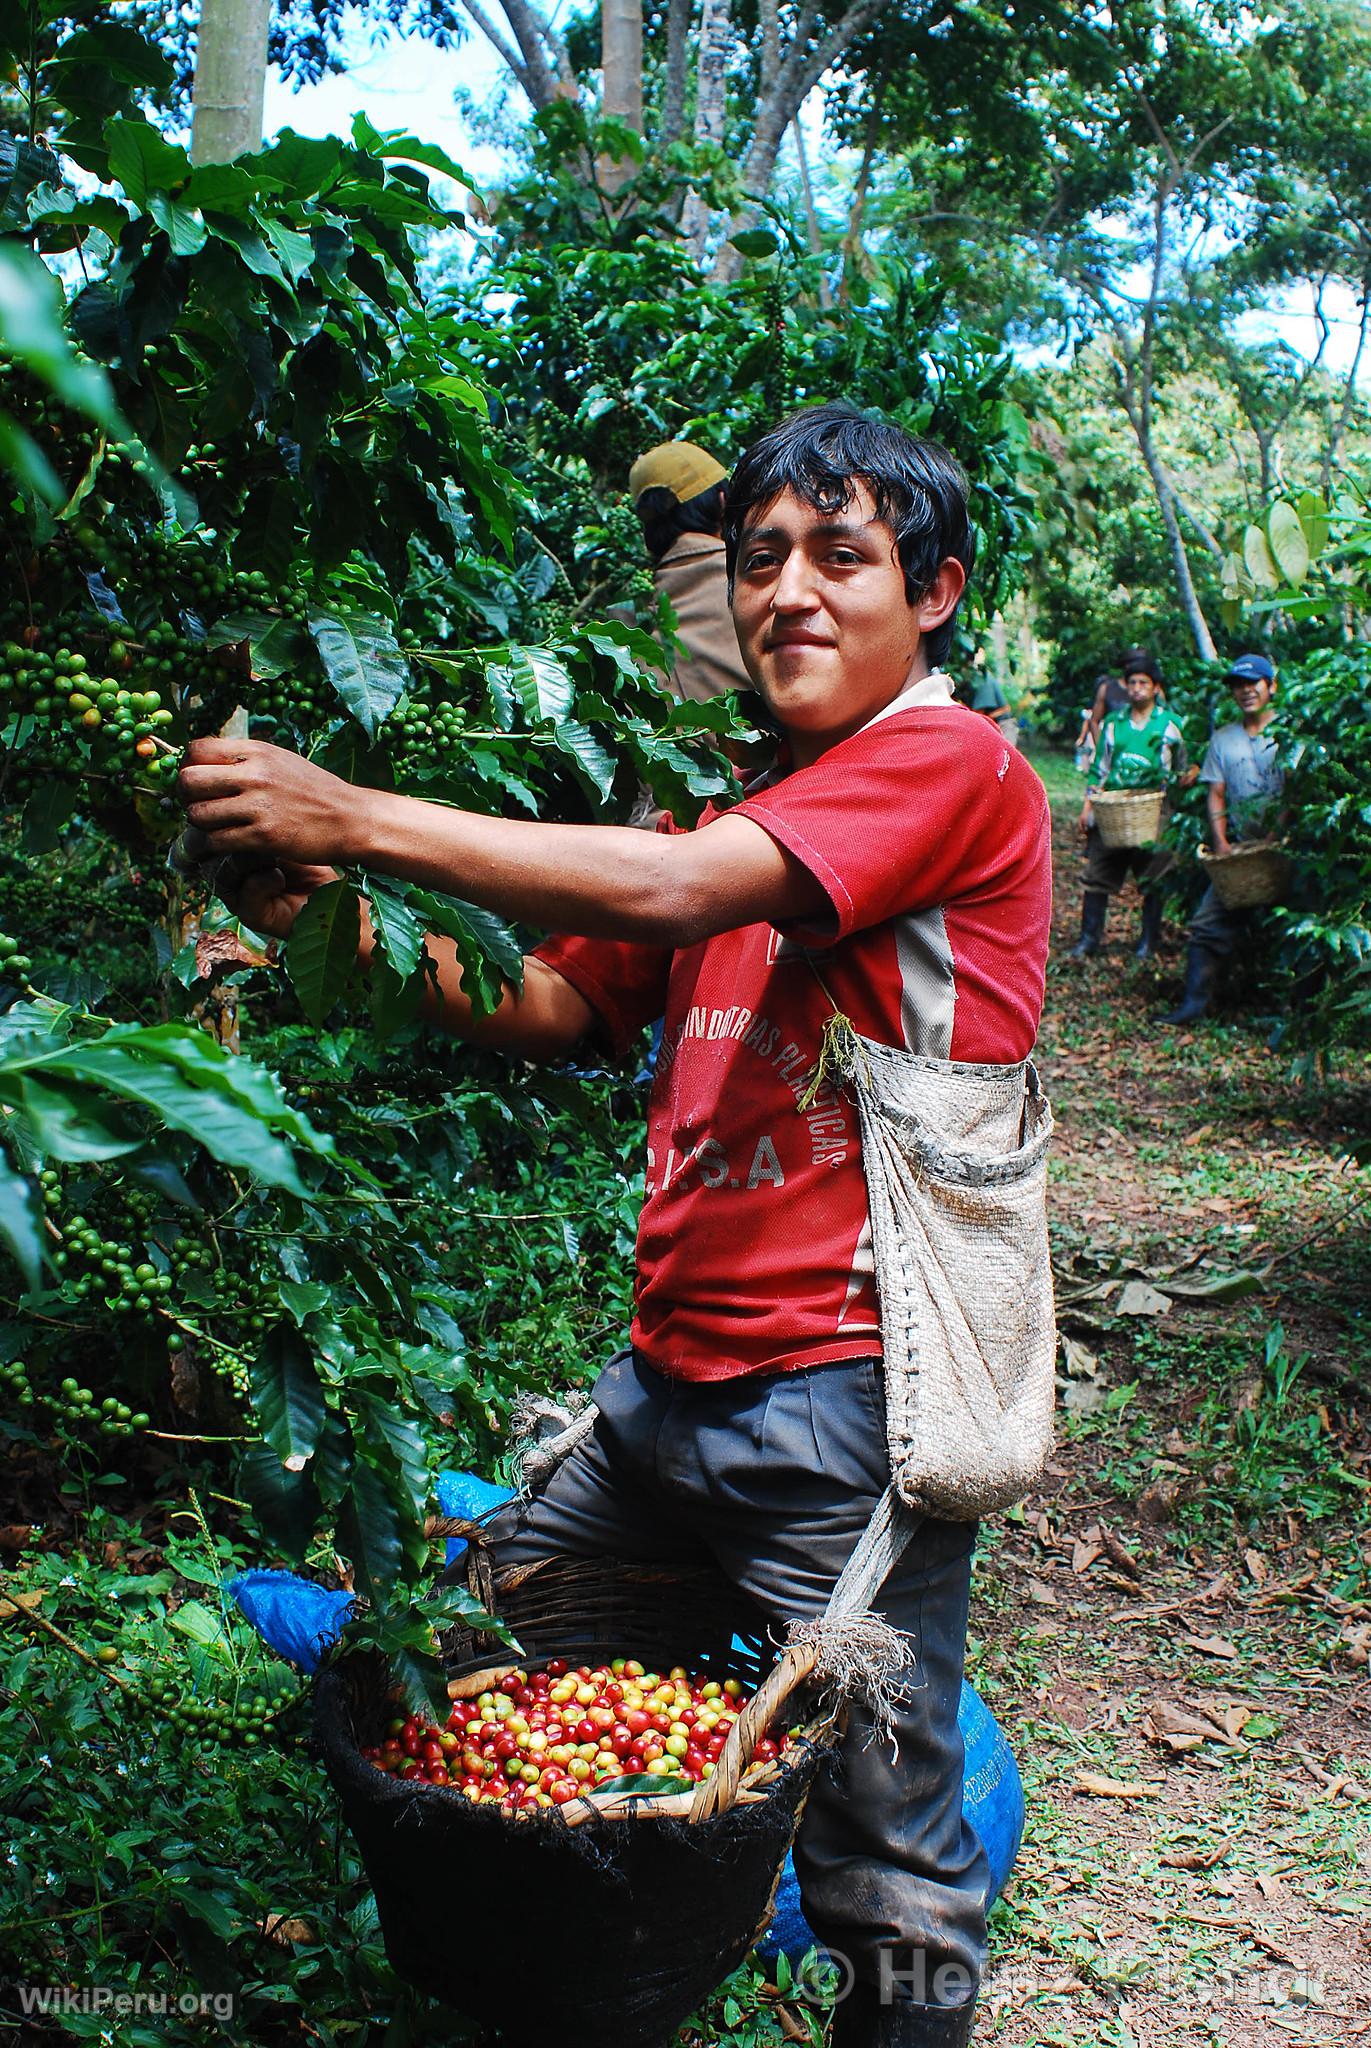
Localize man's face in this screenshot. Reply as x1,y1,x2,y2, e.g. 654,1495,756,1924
1124,669,1158,710
730,482,962,761
1230,674,1275,717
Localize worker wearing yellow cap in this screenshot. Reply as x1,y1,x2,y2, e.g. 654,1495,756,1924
629,441,752,705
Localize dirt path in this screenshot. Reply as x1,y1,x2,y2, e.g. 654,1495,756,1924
970,753,1371,2047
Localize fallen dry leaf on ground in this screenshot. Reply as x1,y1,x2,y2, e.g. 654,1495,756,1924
1073,1771,1157,1799
1159,1842,1232,1870
1117,1279,1173,1316
1182,1631,1240,1660
1142,1701,1235,1753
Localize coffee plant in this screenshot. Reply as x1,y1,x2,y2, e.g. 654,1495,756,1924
1219,480,1371,1058
0,7,1033,2038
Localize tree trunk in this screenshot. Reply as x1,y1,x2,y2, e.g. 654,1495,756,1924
661,0,692,148
682,0,732,260
709,0,899,282
599,0,643,194
191,0,271,164
1137,432,1218,661
838,63,886,305
791,118,832,307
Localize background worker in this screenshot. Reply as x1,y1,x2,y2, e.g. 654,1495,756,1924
970,668,1020,748
1070,652,1191,962
1073,666,1128,762
629,440,752,704
180,403,1054,2048
1164,652,1283,1024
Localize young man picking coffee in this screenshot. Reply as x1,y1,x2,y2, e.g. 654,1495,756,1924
180,403,1052,2046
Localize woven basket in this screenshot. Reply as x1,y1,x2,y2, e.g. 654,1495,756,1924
314,1539,836,2048
1199,840,1291,910
1092,787,1165,848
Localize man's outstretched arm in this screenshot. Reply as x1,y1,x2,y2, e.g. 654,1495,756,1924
178,738,829,950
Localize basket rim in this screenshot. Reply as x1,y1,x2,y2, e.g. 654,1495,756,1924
313,1653,835,1833
1198,839,1287,864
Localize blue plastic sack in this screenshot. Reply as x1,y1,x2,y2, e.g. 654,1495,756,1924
233,1469,1024,1951
227,1568,355,1674
435,1468,517,1563
755,1678,1023,1961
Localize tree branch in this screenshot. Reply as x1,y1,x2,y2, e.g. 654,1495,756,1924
455,0,533,97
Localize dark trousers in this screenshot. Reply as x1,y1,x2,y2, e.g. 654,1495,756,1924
1083,825,1172,896
484,1350,990,2005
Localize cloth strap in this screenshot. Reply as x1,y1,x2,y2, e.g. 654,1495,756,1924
822,1481,914,1622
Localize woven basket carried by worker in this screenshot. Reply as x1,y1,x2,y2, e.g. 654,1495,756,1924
1198,840,1291,910
1091,787,1166,848
314,1541,870,2048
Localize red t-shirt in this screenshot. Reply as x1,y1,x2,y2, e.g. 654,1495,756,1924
535,701,1052,1382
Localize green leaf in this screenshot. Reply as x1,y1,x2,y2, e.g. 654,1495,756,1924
356,1394,429,1519
337,1457,407,1601
286,879,362,1025
308,609,410,736
105,119,192,207
0,134,62,234
365,876,426,980
728,228,779,258
276,1278,331,1324
1295,490,1330,559
1243,524,1280,592
107,1025,335,1163
506,645,575,724
368,952,426,1038
250,1323,327,1470
0,412,62,502
238,1441,320,1563
0,1158,44,1288
24,1034,318,1193
175,1887,237,1940
1162,1268,1263,1303
1267,502,1310,588
22,778,79,854
0,242,123,445
147,192,207,256
349,116,474,191
411,890,523,1017
13,1075,143,1161
260,215,315,282
207,609,306,679
168,1599,231,1653
51,24,174,91
551,718,617,802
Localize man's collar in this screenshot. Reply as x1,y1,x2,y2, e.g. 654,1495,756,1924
856,668,956,735
741,668,956,797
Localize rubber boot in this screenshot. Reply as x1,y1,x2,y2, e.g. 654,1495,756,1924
1134,892,1164,962
1162,945,1220,1024
830,1985,979,2048
1068,889,1108,961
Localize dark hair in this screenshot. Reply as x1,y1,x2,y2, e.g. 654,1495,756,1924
722,402,976,668
1121,647,1161,682
634,481,726,563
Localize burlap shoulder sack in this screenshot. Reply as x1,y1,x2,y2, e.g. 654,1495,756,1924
813,1015,1057,1521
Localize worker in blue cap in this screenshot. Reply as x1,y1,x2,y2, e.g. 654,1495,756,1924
1164,653,1283,1023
